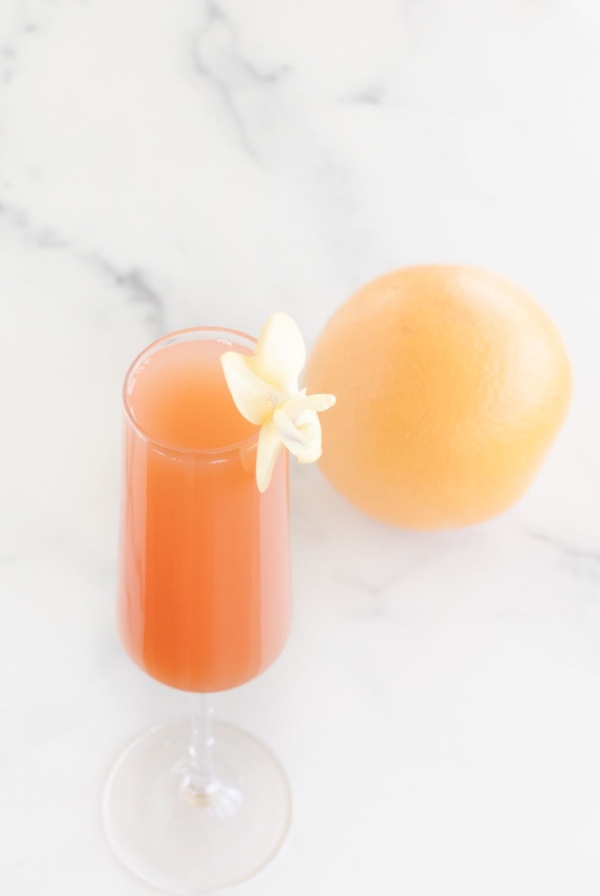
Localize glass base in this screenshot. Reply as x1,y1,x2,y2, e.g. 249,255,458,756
103,719,292,894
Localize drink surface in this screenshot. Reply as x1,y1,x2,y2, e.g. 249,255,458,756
118,335,291,692
127,339,258,450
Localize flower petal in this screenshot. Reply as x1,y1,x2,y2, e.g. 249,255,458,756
256,422,283,493
274,407,323,462
297,442,322,464
295,410,323,463
281,390,336,421
252,313,306,392
302,393,336,413
273,408,312,453
221,351,282,425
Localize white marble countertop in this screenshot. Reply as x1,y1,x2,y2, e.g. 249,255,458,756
2,1,600,893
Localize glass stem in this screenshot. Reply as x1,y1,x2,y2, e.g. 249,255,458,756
186,693,220,799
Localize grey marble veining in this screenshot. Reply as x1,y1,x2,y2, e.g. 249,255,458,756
1,1,600,894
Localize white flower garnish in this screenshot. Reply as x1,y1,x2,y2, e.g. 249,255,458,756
221,313,336,492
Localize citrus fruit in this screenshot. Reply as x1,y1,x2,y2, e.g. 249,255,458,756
305,265,571,529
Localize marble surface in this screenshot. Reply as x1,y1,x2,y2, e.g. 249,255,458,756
2,1,600,893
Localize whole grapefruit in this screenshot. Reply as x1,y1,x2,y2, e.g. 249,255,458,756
305,266,571,529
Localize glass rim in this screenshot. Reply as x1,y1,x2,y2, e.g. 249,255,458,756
122,326,259,456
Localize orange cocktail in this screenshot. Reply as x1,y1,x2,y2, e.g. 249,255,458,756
117,328,291,692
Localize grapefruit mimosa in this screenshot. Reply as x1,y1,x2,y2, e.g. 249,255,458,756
104,328,293,895
118,332,291,692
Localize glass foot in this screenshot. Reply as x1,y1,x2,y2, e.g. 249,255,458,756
103,719,292,894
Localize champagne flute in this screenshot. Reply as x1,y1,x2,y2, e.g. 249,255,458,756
103,327,292,894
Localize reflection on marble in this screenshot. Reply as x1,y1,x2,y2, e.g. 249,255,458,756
1,1,600,893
